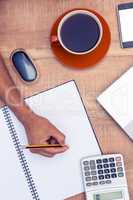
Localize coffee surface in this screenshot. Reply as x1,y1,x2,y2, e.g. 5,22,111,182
60,13,101,53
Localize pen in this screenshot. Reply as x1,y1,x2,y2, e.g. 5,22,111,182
22,144,63,149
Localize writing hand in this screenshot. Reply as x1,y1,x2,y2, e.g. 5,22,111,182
23,113,68,157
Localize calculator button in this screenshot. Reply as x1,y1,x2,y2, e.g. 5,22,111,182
83,161,89,165
116,162,122,167
85,172,90,176
110,163,115,168
91,171,97,175
116,157,121,161
106,180,112,184
92,176,97,181
103,164,109,168
99,175,104,180
103,158,108,163
104,169,110,173
85,177,91,181
98,170,103,174
90,160,95,166
84,166,90,171
111,168,116,173
111,173,117,178
86,182,92,187
96,159,102,164
109,157,114,162
99,181,105,185
118,173,124,177
92,182,98,186
90,165,96,170
117,167,123,172
97,165,103,169
105,174,110,179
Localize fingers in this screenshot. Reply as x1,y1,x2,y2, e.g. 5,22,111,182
43,130,68,156
30,149,54,157
39,152,54,158
43,146,68,155
52,130,66,145
30,146,68,157
28,121,69,158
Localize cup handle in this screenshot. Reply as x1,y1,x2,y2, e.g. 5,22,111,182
51,35,59,43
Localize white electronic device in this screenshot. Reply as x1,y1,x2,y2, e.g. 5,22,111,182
97,67,133,140
81,154,130,200
117,2,133,48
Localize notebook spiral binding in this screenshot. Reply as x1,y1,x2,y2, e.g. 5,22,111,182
2,106,40,200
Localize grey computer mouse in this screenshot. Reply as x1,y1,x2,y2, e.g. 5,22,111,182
11,49,37,82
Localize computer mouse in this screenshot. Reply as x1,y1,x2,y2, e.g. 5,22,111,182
11,49,37,82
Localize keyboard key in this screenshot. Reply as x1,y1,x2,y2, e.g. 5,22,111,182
111,173,117,178
116,156,121,162
99,175,104,180
105,174,110,179
110,163,115,168
117,167,123,172
98,170,103,174
116,162,122,167
91,171,97,175
97,165,103,169
103,164,109,168
96,159,102,164
86,182,92,187
84,166,90,171
111,168,116,173
85,172,90,176
85,177,91,181
106,180,112,184
103,158,108,163
109,157,114,162
92,176,97,181
104,169,110,173
99,181,105,185
83,161,89,165
118,173,124,177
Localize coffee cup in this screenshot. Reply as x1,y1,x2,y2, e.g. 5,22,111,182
51,10,103,55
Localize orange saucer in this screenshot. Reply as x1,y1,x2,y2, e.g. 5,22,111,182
50,9,111,69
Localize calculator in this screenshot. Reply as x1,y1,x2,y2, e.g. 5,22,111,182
81,154,130,200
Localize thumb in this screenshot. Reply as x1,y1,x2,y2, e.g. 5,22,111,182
52,131,66,145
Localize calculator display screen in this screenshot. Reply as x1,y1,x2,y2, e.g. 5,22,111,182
94,191,123,200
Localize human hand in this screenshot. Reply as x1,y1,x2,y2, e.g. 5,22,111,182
23,113,68,157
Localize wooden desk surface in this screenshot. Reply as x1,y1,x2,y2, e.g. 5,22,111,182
0,0,132,199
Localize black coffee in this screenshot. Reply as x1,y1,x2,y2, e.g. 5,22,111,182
60,13,101,53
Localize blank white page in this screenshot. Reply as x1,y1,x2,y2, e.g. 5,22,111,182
0,109,32,200
9,81,101,200
119,9,133,42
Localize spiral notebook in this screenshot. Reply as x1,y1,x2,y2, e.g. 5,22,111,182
0,81,101,200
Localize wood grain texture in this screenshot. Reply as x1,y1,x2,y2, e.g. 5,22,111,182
0,0,132,199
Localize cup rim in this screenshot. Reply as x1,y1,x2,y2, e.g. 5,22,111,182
57,10,103,55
